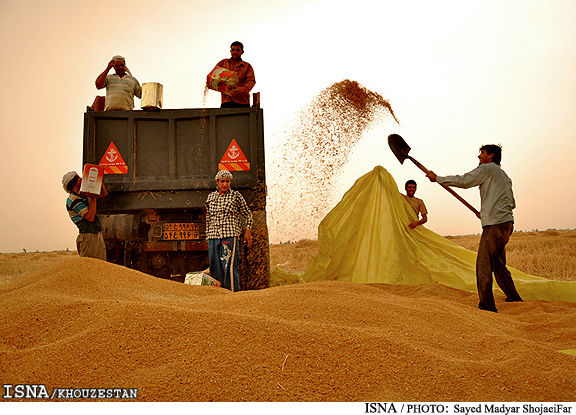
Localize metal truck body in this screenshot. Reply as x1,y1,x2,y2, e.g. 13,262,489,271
83,107,269,288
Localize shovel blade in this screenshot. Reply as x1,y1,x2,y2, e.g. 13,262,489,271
388,134,411,164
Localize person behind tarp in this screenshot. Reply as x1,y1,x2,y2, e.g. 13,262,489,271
403,179,428,229
95,55,142,111
205,170,253,291
62,171,109,260
426,144,523,312
212,41,256,108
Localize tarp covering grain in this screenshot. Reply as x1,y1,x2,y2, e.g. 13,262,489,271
304,166,576,303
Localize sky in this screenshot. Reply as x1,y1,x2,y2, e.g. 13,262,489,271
0,0,575,252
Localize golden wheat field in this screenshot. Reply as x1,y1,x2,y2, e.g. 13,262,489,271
1,230,575,402
3,229,573,285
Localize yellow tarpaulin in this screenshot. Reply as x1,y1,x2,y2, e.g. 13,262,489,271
304,166,576,303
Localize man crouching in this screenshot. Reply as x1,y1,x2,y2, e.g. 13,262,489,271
205,170,253,291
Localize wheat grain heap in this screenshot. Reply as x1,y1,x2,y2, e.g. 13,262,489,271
1,257,576,402
268,80,399,243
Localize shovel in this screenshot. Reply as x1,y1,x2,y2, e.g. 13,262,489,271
388,134,480,218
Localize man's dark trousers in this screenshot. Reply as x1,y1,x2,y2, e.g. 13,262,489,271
476,221,522,311
208,237,240,292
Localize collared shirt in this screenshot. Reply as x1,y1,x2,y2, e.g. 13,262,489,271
403,195,427,217
216,58,256,105
205,189,253,239
66,193,103,234
104,73,142,110
437,162,515,227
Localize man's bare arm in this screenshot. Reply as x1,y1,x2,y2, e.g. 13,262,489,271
95,59,115,89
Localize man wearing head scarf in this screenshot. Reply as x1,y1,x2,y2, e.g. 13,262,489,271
95,55,142,111
62,171,109,259
205,170,253,291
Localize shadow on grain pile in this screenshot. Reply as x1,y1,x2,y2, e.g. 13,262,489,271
1,257,575,402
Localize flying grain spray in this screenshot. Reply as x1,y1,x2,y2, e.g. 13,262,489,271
268,80,399,242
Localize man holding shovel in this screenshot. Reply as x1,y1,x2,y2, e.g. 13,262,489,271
425,144,522,312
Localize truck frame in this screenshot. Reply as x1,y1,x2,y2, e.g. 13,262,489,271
83,107,269,289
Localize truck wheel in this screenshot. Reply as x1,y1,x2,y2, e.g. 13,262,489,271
240,210,270,290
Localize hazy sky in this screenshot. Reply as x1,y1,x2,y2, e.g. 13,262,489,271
1,0,575,252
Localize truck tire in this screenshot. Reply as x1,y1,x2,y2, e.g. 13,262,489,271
240,210,270,290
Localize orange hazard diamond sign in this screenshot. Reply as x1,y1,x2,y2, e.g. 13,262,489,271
99,141,128,174
219,138,250,171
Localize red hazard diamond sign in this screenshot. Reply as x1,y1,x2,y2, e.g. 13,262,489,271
219,138,250,171
99,141,128,174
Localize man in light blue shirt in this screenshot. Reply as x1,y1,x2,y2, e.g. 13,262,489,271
426,144,522,312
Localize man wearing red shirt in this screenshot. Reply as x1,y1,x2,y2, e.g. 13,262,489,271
214,41,256,108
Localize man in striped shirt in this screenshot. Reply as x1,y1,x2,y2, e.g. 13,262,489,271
62,171,109,260
426,144,522,312
205,170,253,291
95,55,142,111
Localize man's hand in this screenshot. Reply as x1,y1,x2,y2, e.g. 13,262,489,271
244,229,253,247
426,171,437,182
408,222,419,229
107,58,117,69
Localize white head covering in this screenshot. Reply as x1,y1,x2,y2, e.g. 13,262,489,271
215,170,233,181
62,171,79,192
112,55,132,75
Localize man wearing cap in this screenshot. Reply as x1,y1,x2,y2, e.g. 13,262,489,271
205,170,253,291
95,55,142,111
212,41,256,108
62,171,109,260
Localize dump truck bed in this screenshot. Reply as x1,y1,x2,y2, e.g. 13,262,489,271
83,107,265,212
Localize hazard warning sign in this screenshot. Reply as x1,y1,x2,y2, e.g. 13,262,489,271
99,141,128,174
219,138,250,171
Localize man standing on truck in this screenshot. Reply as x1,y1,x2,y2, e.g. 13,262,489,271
426,144,522,312
212,41,256,108
403,179,428,229
62,171,109,260
205,170,253,291
95,55,142,111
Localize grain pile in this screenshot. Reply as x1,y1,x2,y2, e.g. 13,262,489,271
268,80,399,243
1,257,575,402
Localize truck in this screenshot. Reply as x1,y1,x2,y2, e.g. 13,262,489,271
82,107,270,289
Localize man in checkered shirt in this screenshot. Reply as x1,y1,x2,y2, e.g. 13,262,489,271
205,170,253,291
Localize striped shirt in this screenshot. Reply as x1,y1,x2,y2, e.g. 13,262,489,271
66,193,103,234
437,162,515,227
205,189,253,239
104,74,142,110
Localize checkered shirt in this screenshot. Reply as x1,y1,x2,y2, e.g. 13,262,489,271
205,189,253,239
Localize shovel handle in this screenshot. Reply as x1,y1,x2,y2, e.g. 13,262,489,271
407,156,481,218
